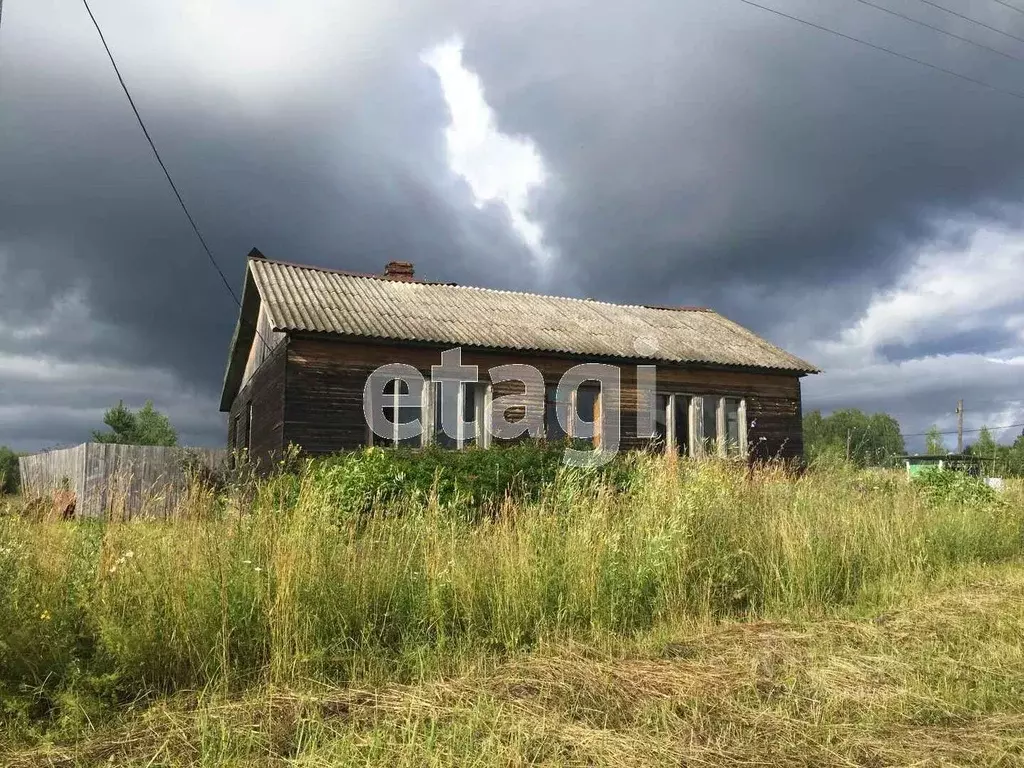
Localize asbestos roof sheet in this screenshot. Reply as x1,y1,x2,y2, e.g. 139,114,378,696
247,257,819,374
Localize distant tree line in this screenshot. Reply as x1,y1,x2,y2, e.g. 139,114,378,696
803,409,905,468
961,426,1024,477
804,410,1024,476
916,422,1024,476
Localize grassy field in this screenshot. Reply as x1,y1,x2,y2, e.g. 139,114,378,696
1,453,1023,765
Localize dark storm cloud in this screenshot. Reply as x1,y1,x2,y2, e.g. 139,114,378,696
0,12,537,400
3,0,1024,450
879,327,1022,362
459,0,1024,330
801,353,1024,452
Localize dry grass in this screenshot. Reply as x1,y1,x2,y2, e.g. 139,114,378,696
7,562,1024,767
3,458,1024,766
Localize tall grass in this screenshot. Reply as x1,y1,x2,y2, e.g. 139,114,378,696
1,454,1022,726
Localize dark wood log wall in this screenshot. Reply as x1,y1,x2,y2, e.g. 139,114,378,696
279,336,806,461
228,339,287,467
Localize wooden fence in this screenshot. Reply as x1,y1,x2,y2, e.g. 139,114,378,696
18,443,228,519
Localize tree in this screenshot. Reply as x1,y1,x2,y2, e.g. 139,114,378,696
924,425,946,455
92,400,178,447
0,446,19,495
970,426,997,459
803,409,905,468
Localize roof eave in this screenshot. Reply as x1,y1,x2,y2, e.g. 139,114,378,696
281,328,819,375
218,262,263,412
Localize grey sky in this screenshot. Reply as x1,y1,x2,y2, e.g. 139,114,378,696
2,0,1023,451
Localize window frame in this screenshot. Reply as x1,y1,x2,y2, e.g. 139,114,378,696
368,377,425,448
655,392,695,456
723,397,745,457
544,381,601,444
429,380,490,449
654,393,747,458
370,379,491,450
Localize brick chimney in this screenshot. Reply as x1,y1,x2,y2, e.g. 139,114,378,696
383,261,415,281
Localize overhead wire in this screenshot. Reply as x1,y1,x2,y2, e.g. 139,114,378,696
987,0,1024,19
910,0,1024,46
902,422,1024,438
848,0,1024,62
732,0,1024,101
78,0,269,351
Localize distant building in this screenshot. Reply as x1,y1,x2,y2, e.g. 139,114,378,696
900,454,984,478
220,250,819,465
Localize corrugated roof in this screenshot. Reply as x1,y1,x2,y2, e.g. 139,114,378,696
247,257,818,373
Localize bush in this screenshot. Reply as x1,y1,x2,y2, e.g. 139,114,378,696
0,446,20,495
912,466,998,506
306,442,636,521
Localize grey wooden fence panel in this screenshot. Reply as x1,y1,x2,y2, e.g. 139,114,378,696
18,443,228,519
18,445,86,505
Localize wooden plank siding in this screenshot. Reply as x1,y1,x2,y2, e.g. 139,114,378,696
273,335,805,461
19,444,228,519
228,337,288,466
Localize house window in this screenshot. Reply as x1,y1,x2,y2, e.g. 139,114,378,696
246,402,254,450
725,398,743,456
654,393,692,455
654,394,670,447
431,381,488,449
576,385,600,430
673,395,692,455
700,396,719,454
544,382,601,443
233,414,242,451
678,395,746,457
375,378,422,448
544,383,568,440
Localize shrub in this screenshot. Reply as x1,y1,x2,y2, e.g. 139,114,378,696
912,466,998,506
0,446,20,495
306,442,636,521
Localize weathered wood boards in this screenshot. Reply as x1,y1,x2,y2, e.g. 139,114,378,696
230,335,805,463
18,444,228,519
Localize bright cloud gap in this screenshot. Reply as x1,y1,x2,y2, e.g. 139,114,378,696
421,38,554,269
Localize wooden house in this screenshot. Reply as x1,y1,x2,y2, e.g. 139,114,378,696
220,249,819,464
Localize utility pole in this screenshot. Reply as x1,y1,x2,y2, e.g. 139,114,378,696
956,400,964,454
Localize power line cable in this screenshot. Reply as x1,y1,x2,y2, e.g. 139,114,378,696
732,0,1024,101
79,0,270,352
910,0,1024,46
848,0,1024,63
988,0,1024,19
79,0,246,310
903,422,1024,437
